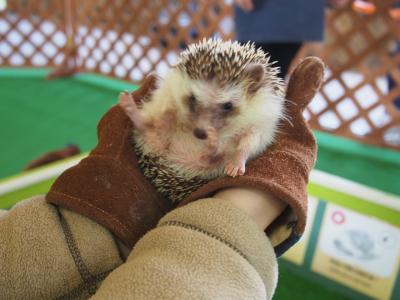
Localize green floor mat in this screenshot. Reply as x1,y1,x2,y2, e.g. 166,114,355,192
0,70,134,178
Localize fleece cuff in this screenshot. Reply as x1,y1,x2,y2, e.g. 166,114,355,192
158,197,278,294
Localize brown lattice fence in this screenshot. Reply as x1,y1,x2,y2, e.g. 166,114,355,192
0,0,399,150
73,0,233,81
0,0,68,67
298,0,400,149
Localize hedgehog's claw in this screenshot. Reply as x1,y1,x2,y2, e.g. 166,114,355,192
224,161,245,177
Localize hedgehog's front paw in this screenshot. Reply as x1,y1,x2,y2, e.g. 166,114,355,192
119,91,138,118
119,91,146,130
224,161,246,177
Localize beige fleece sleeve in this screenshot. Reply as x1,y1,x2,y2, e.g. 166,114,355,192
0,196,123,299
93,198,278,300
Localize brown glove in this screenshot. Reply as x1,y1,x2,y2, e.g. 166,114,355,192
180,57,325,256
46,75,172,249
47,57,324,256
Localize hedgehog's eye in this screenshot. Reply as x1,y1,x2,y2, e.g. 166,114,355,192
221,102,233,111
187,94,196,111
189,94,196,103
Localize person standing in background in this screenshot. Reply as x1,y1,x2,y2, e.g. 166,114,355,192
234,0,349,78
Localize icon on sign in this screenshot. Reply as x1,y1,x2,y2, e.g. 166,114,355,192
331,210,346,225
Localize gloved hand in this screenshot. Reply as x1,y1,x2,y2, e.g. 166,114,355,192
180,57,325,256
46,75,172,249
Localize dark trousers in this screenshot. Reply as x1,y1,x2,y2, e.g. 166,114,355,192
389,42,400,110
252,42,302,79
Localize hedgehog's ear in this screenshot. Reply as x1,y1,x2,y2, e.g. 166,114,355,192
243,64,264,94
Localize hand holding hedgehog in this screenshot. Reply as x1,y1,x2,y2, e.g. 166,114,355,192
119,40,286,202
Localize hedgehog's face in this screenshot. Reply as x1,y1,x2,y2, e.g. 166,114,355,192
182,78,243,139
161,64,267,140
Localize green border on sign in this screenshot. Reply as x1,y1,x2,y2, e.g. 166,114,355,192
308,183,399,227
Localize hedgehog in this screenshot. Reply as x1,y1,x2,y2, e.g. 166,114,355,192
119,38,286,203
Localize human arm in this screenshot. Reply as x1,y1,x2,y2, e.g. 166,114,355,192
215,187,287,230
0,196,123,299
92,194,281,300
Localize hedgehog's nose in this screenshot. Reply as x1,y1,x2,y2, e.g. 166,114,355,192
193,128,208,140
